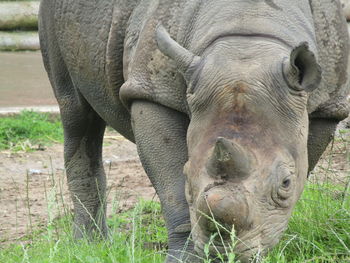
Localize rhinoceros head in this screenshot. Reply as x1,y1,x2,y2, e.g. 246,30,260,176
156,25,321,261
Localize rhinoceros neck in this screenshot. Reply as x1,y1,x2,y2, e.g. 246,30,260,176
178,0,317,55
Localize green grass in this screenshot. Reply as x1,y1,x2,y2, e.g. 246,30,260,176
0,111,63,151
0,200,167,263
0,182,349,263
264,183,350,262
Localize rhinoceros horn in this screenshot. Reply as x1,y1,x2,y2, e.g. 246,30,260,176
156,24,200,78
207,137,252,178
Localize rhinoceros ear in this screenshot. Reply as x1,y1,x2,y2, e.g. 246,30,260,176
156,24,200,81
283,42,322,92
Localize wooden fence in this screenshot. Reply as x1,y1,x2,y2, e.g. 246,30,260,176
0,1,350,51
0,1,39,51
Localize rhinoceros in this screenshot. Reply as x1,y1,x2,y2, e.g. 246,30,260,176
39,0,350,262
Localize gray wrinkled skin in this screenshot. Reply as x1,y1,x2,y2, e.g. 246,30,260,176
39,0,349,262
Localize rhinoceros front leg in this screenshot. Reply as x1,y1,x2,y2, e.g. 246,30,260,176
307,117,339,172
131,100,195,262
62,102,107,239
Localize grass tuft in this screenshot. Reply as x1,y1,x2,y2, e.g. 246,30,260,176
0,200,167,263
0,111,63,151
264,182,350,262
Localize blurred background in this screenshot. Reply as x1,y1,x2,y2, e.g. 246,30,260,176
0,0,57,113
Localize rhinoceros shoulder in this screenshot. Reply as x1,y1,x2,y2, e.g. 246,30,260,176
121,0,189,113
308,0,350,120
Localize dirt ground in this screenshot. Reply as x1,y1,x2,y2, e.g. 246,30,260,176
0,130,156,246
0,127,349,248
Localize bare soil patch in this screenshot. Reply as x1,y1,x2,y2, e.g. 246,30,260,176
0,130,156,245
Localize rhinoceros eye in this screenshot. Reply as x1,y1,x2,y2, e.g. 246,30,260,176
277,176,293,200
271,163,295,208
282,178,291,189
